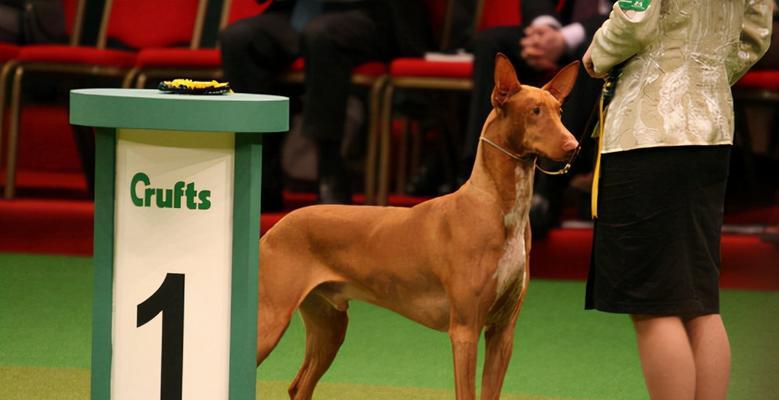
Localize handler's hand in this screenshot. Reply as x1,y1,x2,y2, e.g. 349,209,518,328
583,46,607,79
520,24,565,72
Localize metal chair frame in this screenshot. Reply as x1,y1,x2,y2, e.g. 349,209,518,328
2,0,208,198
369,0,485,205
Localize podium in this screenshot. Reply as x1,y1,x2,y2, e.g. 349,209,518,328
70,89,288,400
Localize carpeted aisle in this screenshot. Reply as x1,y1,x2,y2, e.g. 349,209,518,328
1,253,777,399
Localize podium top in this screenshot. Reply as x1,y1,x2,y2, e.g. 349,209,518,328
70,88,289,133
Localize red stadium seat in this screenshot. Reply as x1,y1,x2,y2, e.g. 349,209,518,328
734,69,779,92
2,0,208,198
127,0,265,88
0,43,19,62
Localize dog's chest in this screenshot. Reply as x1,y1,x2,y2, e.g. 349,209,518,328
493,166,532,298
494,229,526,298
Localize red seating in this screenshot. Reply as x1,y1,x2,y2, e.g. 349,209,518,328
0,105,88,198
0,44,19,62
128,0,267,88
15,46,136,67
227,0,272,23
135,48,222,69
104,0,201,49
389,58,473,78
2,0,208,199
479,0,521,29
734,70,779,92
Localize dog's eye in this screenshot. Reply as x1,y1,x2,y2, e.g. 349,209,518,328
532,107,540,115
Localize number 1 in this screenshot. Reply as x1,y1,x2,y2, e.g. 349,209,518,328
137,273,185,400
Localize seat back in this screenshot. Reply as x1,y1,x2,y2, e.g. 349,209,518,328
221,0,272,28
97,0,208,50
477,0,521,31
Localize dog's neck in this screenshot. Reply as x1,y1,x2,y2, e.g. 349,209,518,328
468,110,535,231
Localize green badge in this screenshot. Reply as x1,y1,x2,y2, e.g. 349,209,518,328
618,0,651,11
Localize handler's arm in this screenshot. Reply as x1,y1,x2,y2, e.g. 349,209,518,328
587,0,662,76
727,0,773,85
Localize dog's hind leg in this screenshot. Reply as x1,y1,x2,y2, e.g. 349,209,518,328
256,300,294,365
256,259,310,365
287,293,348,400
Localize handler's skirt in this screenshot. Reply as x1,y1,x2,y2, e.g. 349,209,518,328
585,145,731,316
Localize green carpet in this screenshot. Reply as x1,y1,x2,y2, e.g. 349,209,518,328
1,253,777,399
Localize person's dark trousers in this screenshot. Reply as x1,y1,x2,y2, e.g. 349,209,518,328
219,11,299,93
219,11,299,211
300,7,393,203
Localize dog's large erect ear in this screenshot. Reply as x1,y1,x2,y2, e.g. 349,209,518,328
542,60,580,102
492,53,520,108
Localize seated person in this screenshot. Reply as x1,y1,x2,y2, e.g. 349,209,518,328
300,0,433,203
222,0,434,206
220,0,321,211
0,0,66,44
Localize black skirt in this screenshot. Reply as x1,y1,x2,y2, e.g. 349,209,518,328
585,145,731,316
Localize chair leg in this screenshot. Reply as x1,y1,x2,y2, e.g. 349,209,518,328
410,123,422,183
377,82,395,206
363,75,387,205
122,67,139,88
4,65,24,199
394,117,410,194
0,60,19,187
135,72,148,89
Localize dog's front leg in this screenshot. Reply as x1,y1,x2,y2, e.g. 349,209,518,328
449,323,480,400
480,303,522,400
482,227,531,400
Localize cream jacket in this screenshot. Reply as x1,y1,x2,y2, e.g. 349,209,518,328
589,0,773,154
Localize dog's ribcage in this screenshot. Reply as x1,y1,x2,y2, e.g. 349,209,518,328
494,165,533,298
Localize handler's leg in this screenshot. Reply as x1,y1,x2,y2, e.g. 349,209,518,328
300,9,390,203
632,315,696,400
684,314,731,400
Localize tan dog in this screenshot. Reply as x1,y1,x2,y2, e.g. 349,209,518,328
257,54,580,400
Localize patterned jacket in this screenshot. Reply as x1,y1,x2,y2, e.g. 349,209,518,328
589,0,772,153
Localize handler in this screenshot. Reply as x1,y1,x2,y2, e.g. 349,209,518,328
582,1,772,399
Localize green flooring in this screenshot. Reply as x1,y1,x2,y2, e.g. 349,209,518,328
1,253,778,399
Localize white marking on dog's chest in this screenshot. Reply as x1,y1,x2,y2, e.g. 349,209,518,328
494,165,533,298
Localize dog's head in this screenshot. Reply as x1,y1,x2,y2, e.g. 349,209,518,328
490,53,579,161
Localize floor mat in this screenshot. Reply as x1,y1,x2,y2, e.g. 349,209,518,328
1,254,777,399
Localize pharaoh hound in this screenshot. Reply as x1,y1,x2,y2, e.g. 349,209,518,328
256,54,580,400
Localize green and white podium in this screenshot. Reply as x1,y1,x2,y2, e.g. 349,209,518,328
70,89,288,400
